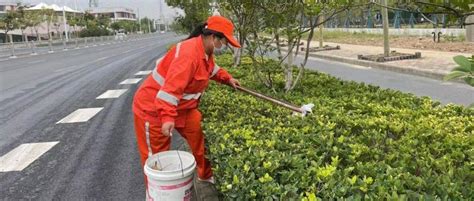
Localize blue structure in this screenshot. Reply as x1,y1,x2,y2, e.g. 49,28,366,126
393,10,401,28
432,14,438,28
367,7,373,28
344,10,352,28
332,16,338,28
409,13,415,28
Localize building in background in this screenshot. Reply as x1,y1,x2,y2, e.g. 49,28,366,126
24,3,82,41
88,7,136,22
0,1,17,17
1,2,139,43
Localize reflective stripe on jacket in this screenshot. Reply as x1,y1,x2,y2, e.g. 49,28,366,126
132,35,232,126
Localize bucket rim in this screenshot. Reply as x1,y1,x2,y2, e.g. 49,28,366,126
144,150,196,179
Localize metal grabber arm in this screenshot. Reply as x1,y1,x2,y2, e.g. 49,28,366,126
231,85,314,116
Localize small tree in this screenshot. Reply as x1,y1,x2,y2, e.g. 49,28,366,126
39,8,56,40
231,0,361,92
166,0,212,33
140,17,155,33
24,11,42,41
13,3,30,43
68,15,84,38
0,10,19,43
413,0,474,27
97,15,111,30
218,0,259,67
110,21,121,32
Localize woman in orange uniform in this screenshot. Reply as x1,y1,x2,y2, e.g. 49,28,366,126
132,15,240,185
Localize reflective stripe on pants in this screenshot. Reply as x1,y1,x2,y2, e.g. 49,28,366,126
133,110,213,182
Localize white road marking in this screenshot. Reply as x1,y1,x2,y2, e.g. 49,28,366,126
119,78,142,85
135,70,152,75
0,142,59,172
54,65,78,72
96,89,128,99
28,60,45,64
94,57,108,62
56,107,103,124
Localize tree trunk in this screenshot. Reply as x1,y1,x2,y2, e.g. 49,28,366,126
285,38,294,91
319,15,324,48
21,29,29,48
249,32,272,88
47,20,51,40
274,28,283,61
233,47,241,67
232,16,244,67
294,12,305,58
233,28,244,67
20,29,24,42
291,16,317,91
21,29,27,44
381,0,390,56
35,27,41,42
4,30,9,43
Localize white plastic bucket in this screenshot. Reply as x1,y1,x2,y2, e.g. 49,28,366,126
144,150,196,201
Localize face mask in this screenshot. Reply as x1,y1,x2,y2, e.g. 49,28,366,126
213,38,227,55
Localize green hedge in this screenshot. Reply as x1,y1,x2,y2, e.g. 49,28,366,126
79,27,111,37
200,54,474,200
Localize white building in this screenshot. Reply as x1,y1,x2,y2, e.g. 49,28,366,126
0,1,17,17
23,3,82,40
88,7,137,22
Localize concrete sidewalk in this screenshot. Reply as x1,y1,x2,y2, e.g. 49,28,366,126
287,40,472,80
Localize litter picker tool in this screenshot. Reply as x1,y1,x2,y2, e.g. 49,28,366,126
232,85,314,116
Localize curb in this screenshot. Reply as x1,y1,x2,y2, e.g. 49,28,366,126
305,51,448,81
278,44,465,83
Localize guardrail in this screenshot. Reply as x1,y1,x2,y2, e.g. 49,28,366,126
0,33,159,59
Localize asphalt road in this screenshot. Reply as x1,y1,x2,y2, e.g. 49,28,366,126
0,37,123,59
0,33,472,200
295,55,474,106
0,33,183,200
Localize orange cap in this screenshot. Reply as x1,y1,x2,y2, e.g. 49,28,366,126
206,16,241,48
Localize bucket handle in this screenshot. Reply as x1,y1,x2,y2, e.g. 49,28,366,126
146,121,163,169
176,150,185,178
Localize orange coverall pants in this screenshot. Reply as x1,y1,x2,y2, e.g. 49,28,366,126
133,109,213,184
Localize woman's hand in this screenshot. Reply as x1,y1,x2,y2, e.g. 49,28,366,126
229,78,240,89
161,122,175,136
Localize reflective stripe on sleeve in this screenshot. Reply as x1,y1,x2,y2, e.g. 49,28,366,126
210,64,220,78
156,90,179,106
175,43,181,58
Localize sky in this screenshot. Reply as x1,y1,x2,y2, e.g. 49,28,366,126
8,0,183,20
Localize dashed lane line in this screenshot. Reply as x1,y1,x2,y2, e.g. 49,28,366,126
134,70,152,76
119,78,142,85
56,107,104,124
96,89,128,99
0,142,59,172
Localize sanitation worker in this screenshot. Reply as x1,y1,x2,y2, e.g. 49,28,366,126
132,15,241,187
